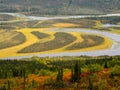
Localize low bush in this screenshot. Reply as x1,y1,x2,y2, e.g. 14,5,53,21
38,69,53,76
110,65,120,76
87,64,103,73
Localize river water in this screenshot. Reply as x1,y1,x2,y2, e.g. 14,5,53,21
0,13,120,21
0,13,120,59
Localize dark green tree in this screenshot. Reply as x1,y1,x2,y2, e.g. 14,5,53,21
57,68,63,81
88,75,93,90
52,68,65,89
70,61,81,82
7,80,11,90
23,68,26,90
104,61,108,68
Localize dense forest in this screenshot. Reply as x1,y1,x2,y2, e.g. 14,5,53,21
0,56,120,90
0,0,120,15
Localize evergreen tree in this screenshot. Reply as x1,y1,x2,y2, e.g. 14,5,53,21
7,80,10,90
57,68,63,81
23,68,26,90
104,61,108,68
70,61,81,82
88,75,93,90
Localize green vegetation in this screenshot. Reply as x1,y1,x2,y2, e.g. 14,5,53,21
70,61,81,82
66,35,104,50
18,32,76,53
110,65,120,76
0,56,120,89
31,31,50,39
0,1,120,90
0,0,120,15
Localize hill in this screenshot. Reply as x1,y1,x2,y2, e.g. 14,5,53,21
0,0,120,15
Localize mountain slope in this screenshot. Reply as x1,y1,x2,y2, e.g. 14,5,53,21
0,0,120,15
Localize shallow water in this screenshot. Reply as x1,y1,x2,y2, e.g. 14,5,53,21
102,24,120,28
1,13,120,21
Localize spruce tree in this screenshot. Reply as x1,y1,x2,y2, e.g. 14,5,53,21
57,68,63,81
23,68,26,90
71,61,81,82
88,75,93,90
104,61,108,68
7,80,10,90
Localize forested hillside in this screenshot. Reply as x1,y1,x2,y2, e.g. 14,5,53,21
0,56,120,89
0,0,120,15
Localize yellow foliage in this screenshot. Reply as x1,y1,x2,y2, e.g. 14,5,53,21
109,28,120,34
94,20,102,28
0,28,50,58
46,32,84,52
42,34,112,53
52,23,79,28
118,22,120,25
0,28,112,58
75,35,112,52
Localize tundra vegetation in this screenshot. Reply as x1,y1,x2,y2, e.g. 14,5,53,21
0,56,120,90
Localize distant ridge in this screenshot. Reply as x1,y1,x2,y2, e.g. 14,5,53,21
0,0,120,15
